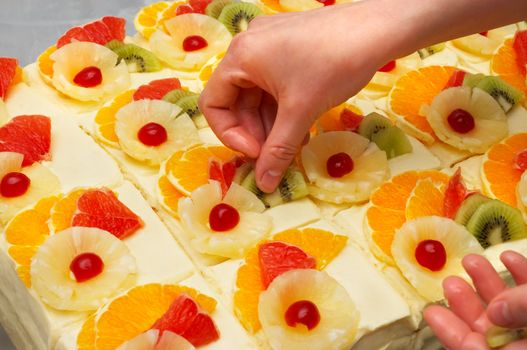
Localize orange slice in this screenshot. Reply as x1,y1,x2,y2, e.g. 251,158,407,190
482,133,527,206
491,39,527,96
366,170,449,263
389,66,456,144
234,228,347,333
134,1,171,39
79,283,216,350
50,189,87,232
316,103,363,133
260,0,284,13
166,145,239,195
77,314,96,350
158,1,188,32
37,45,57,84
157,174,185,216
5,195,60,287
94,89,135,146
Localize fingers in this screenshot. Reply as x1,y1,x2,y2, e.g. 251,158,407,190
233,87,266,147
424,305,473,349
459,332,490,350
502,339,527,350
463,254,507,304
259,92,277,138
487,284,527,329
501,251,527,285
443,276,489,333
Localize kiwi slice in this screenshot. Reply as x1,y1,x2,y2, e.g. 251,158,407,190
206,0,233,18
162,89,197,104
462,73,486,87
233,162,252,184
174,95,208,129
370,126,413,159
357,112,393,140
454,193,491,226
105,39,125,51
486,326,525,348
417,43,446,59
218,3,262,35
110,43,162,73
241,170,264,200
465,199,527,248
469,76,524,112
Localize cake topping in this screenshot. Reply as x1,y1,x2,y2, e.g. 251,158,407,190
415,240,447,271
285,300,320,330
339,108,364,132
57,16,126,48
138,122,168,146
0,172,30,198
512,30,527,76
326,152,353,178
70,252,105,282
443,168,469,219
183,35,208,52
0,57,20,100
133,78,182,101
209,203,240,232
177,5,194,15
378,60,396,73
73,66,103,88
316,0,336,5
447,109,475,134
443,70,467,90
513,149,527,172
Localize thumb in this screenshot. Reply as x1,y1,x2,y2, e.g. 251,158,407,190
255,101,314,193
487,284,527,329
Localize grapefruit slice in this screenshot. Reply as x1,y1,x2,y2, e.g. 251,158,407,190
72,188,144,239
0,115,51,166
492,38,527,96
0,57,20,100
133,78,182,101
57,16,126,48
443,168,469,218
513,30,527,77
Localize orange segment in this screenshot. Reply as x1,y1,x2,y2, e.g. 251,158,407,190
492,39,527,96
94,284,216,350
7,246,38,266
77,314,96,350
51,189,87,232
94,90,135,146
389,66,456,141
317,103,362,133
157,174,185,216
134,1,171,39
234,228,347,333
16,266,31,288
260,0,284,12
366,170,449,261
37,45,57,82
158,1,188,32
482,133,527,206
166,145,239,195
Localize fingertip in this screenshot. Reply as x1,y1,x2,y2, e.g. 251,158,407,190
443,276,469,295
500,250,526,266
462,253,486,270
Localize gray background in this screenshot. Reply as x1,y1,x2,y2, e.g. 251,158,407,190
0,1,152,348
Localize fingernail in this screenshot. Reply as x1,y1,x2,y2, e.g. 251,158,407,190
490,301,512,325
260,169,282,192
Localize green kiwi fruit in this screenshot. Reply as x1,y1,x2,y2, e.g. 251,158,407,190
454,193,491,226
233,162,252,184
417,43,446,59
218,3,262,35
174,95,208,129
105,39,125,51
465,199,527,248
110,43,162,73
370,126,413,159
357,112,393,140
206,0,233,18
486,326,525,348
162,89,196,104
241,170,264,200
468,76,524,112
462,73,486,87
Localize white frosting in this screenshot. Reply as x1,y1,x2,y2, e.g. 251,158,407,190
266,198,321,234
508,105,527,135
484,239,527,274
455,155,484,190
388,136,441,176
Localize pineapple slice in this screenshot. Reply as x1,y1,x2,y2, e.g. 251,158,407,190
422,86,508,153
258,269,359,350
50,41,130,102
115,99,201,165
279,0,352,12
517,172,527,219
451,34,501,58
0,154,60,224
117,330,195,350
178,181,272,258
31,227,137,311
391,216,483,302
301,131,389,204
0,100,8,125
150,14,232,71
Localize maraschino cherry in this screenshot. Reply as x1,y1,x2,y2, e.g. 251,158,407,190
378,60,397,72
0,172,30,198
70,252,104,283
138,122,168,146
415,240,447,272
183,35,208,52
447,109,475,134
73,66,103,88
285,300,321,330
326,152,354,178
209,203,240,232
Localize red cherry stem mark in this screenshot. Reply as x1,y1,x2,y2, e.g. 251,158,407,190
0,172,30,198
137,122,168,147
73,66,103,88
285,300,321,330
340,109,363,132
378,60,396,73
326,152,354,178
70,252,104,283
415,240,447,272
183,35,208,52
447,109,475,134
209,203,240,232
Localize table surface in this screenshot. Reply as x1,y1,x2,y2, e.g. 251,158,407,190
0,1,149,347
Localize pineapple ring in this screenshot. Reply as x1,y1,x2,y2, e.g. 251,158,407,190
258,269,359,350
115,99,201,165
150,14,232,71
0,151,24,178
117,329,194,350
517,172,527,219
301,131,389,204
178,181,272,259
50,41,130,102
422,86,508,153
31,227,137,311
391,216,484,302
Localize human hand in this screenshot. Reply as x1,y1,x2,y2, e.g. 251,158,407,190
199,0,399,192
424,251,527,350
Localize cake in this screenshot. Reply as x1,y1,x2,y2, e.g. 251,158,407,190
1,1,527,349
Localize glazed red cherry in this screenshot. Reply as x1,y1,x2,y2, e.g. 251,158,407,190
479,31,488,37
209,203,240,232
73,66,103,88
285,300,321,330
70,252,104,283
514,150,527,172
415,240,447,272
182,35,208,52
447,109,475,134
316,0,336,5
137,122,168,146
0,172,30,198
378,60,397,72
326,152,354,178
176,4,194,15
